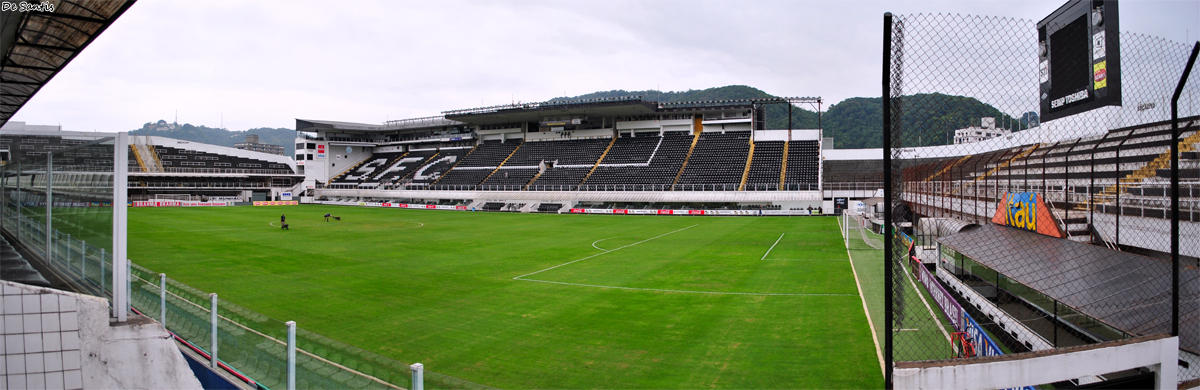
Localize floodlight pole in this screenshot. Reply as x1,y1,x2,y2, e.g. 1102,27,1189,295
1169,42,1199,337
46,153,52,262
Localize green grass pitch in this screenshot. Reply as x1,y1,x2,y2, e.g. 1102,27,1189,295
129,205,883,388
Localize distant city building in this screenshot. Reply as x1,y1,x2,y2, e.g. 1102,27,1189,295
234,134,285,155
142,119,179,131
953,117,1010,144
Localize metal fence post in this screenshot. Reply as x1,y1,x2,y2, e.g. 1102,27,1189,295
126,260,131,314
1169,42,1198,337
45,153,52,262
159,274,167,326
881,11,894,389
99,247,107,294
79,240,86,277
287,321,296,390
411,363,424,390
210,293,218,368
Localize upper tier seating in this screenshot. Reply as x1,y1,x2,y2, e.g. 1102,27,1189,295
784,140,820,190
151,146,293,174
676,132,751,190
403,147,475,188
434,141,520,187
822,159,882,184
522,138,610,189
745,141,784,190
583,132,692,189
0,135,116,171
332,152,406,186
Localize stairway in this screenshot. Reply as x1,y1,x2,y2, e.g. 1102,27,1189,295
128,145,148,172
1085,128,1200,208
580,136,616,185
431,144,478,185
779,140,789,190
523,163,546,190
670,132,702,190
129,139,162,172
480,142,524,185
370,152,409,181
738,138,755,191
399,152,440,183
328,159,368,184
973,144,1039,182
925,155,971,182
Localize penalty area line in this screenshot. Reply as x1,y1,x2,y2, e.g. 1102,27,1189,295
840,214,885,378
517,278,857,297
760,232,785,261
513,224,699,280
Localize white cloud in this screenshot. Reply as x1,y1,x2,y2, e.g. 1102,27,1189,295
8,0,1197,131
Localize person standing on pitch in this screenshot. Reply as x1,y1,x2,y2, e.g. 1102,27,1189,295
324,212,331,222
281,213,286,227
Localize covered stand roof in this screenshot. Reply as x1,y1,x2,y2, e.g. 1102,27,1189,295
0,0,136,127
296,117,464,133
938,224,1199,353
443,96,664,125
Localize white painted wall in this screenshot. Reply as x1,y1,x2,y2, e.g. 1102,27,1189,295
1,281,201,390
374,145,405,153
615,119,692,131
894,335,1178,390
754,129,821,142
524,128,612,142
318,188,820,203
324,144,374,182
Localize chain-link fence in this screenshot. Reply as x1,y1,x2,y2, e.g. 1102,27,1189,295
883,12,1200,386
126,261,494,390
1,135,116,299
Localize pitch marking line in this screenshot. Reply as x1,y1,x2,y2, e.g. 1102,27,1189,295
839,214,885,377
519,224,854,297
513,224,699,280
759,233,785,261
897,255,953,344
519,278,857,297
763,258,849,262
591,237,612,251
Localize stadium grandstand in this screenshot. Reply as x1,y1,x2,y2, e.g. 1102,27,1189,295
298,97,833,213
1,121,302,203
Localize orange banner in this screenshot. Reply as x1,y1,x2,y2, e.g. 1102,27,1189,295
991,192,1064,238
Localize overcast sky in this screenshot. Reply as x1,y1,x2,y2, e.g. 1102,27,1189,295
8,0,1199,132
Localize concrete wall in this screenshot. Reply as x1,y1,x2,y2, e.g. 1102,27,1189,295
318,188,822,203
894,335,1178,390
2,281,201,390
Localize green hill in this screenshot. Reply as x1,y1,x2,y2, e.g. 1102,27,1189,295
823,94,1033,149
551,85,821,130
555,86,1032,149
130,86,1031,154
130,121,295,155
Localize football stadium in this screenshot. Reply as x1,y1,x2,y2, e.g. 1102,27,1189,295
2,1,1200,389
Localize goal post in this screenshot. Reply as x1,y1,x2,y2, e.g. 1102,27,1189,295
153,194,194,202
